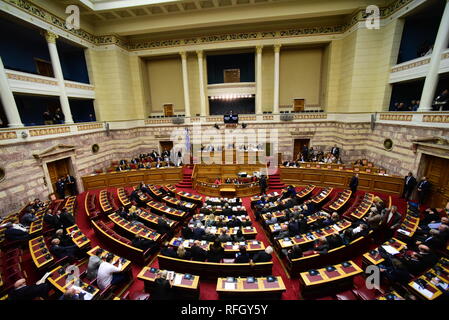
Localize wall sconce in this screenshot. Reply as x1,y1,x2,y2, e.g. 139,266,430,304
21,131,28,139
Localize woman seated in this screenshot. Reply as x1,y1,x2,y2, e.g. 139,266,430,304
176,245,191,260
207,240,224,263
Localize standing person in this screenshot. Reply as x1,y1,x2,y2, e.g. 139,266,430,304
302,145,309,162
96,253,127,290
65,174,77,195
349,173,359,195
330,144,340,159
259,175,267,195
55,177,65,199
402,172,417,201
417,176,431,206
53,108,65,124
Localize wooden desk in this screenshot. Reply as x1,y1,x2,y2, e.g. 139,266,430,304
117,188,131,207
66,225,91,250
280,167,403,196
137,266,200,299
327,190,351,211
177,191,203,205
169,238,265,255
299,260,362,299
377,291,405,300
81,167,183,190
361,238,407,269
147,200,187,220
137,207,177,229
109,212,161,241
87,246,132,272
220,185,236,198
47,264,100,299
157,254,273,279
216,276,286,299
29,236,54,270
162,195,196,211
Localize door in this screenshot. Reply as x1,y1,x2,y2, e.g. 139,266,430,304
294,139,310,160
160,141,174,156
424,155,449,208
47,158,71,198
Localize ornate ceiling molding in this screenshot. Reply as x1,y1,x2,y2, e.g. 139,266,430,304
2,0,414,51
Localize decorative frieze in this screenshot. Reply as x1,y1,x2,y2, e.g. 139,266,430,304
0,131,18,140
423,114,449,123
29,126,71,137
294,114,327,120
379,114,413,121
77,123,104,131
7,72,58,85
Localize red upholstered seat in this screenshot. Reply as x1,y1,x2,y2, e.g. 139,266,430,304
336,290,358,300
352,287,380,300
315,296,335,300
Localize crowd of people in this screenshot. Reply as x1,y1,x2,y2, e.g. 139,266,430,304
391,88,449,112
283,145,343,166
114,149,183,171
55,174,77,199
42,108,65,125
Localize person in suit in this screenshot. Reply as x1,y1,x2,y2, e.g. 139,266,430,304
54,229,74,247
65,174,77,195
202,228,216,242
312,237,329,255
259,175,267,195
152,270,173,300
176,245,191,260
287,245,303,260
402,172,417,201
59,209,75,229
8,278,50,301
217,229,232,242
190,240,207,261
157,215,171,236
251,246,273,263
160,243,177,258
55,178,65,199
234,246,250,263
287,218,300,236
302,145,309,162
349,173,359,195
132,236,156,251
222,203,232,216
4,223,29,241
208,240,224,262
86,248,104,281
192,223,205,240
233,229,245,242
381,205,402,236
20,210,37,226
53,108,65,124
50,238,79,260
417,176,431,205
400,244,439,275
330,145,340,158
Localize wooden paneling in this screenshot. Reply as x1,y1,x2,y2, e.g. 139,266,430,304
425,155,449,208
280,167,403,196
81,168,182,191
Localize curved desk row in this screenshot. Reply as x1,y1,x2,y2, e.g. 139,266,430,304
81,168,183,191
280,167,403,196
157,254,273,279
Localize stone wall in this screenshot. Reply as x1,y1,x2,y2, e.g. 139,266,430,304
1,121,448,217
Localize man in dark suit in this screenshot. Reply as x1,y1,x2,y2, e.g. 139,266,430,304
222,203,232,216
349,173,359,195
157,215,171,236
251,246,273,263
59,209,75,229
381,205,402,238
192,224,205,240
191,240,207,261
50,238,78,259
402,172,417,201
417,176,431,205
330,145,340,158
8,278,50,301
401,244,438,275
65,174,77,195
55,178,65,199
259,175,267,195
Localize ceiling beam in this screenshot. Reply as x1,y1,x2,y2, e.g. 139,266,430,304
110,11,122,19
126,9,136,16
143,7,153,15
176,3,185,11
193,0,201,10
212,0,219,7
160,5,168,13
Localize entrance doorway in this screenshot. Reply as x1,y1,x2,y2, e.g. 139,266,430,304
423,155,449,208
160,141,174,154
294,139,310,160
47,158,73,198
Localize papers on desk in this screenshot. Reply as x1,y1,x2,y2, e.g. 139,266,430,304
381,245,400,255
411,282,434,299
283,240,293,246
71,285,94,300
397,229,411,236
224,282,236,290
334,225,341,232
166,271,175,281
173,273,183,286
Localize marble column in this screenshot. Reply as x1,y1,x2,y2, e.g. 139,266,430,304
419,0,449,111
273,44,281,114
197,50,207,117
255,45,263,114
0,57,23,127
180,51,191,117
45,31,74,124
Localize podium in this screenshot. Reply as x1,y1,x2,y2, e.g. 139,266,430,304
220,185,236,198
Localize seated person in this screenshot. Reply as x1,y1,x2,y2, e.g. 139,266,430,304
86,248,104,281
59,286,85,300
54,229,74,247
202,228,216,242
275,224,290,240
44,209,61,229
181,226,193,239
8,278,50,301
399,244,439,275
217,229,232,242
132,235,156,251
50,238,79,260
265,213,277,225
192,223,205,240
160,242,177,258
305,237,329,255
97,253,128,290
176,245,191,260
208,240,224,263
234,246,250,263
152,270,174,300
233,229,245,242
286,244,303,261
20,210,37,226
190,240,207,261
352,222,370,238
4,222,29,241
251,246,273,263
327,234,344,249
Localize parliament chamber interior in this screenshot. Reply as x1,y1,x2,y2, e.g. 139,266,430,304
1,0,449,305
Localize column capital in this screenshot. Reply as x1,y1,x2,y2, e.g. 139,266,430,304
180,51,187,59
196,50,203,58
274,44,282,53
44,31,58,44
256,45,263,54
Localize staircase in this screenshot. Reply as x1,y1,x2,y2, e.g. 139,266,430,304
268,171,285,190
176,167,193,188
